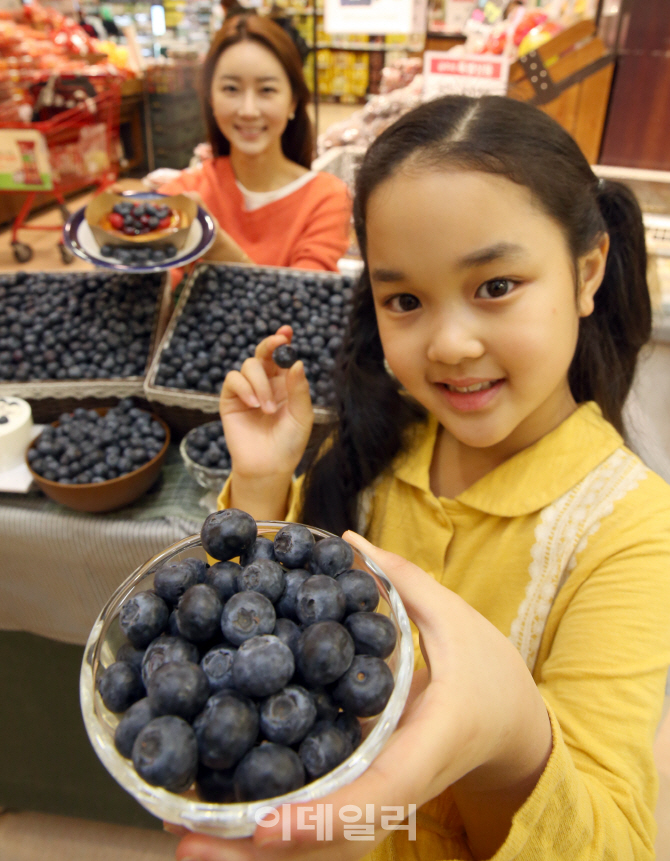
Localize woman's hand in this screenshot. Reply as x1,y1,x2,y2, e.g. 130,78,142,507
174,535,552,861
183,191,252,265
220,326,313,518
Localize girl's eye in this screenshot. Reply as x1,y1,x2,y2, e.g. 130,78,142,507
476,278,516,299
387,294,420,312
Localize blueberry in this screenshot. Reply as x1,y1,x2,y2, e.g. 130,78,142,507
167,609,180,637
273,617,301,657
132,715,198,793
193,690,259,769
332,655,394,717
295,575,346,626
272,344,298,369
147,661,210,721
273,524,315,569
201,509,257,561
344,612,397,659
221,591,276,646
260,684,317,746
232,634,294,698
140,634,199,687
154,561,199,606
196,763,236,802
335,711,362,749
298,722,353,779
336,569,379,614
115,642,145,673
275,568,311,622
182,557,208,583
206,560,240,602
240,536,276,567
98,660,144,713
200,644,237,693
310,688,340,723
234,743,305,802
310,537,354,578
176,584,223,643
119,591,169,648
236,559,285,604
297,621,355,687
114,697,157,758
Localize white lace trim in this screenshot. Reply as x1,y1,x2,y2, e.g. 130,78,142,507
509,449,648,672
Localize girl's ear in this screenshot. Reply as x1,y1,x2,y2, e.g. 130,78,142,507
577,232,609,318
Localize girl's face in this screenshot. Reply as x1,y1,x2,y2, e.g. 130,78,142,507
367,168,603,461
210,40,296,158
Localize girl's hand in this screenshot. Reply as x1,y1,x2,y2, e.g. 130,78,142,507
183,191,252,265
220,325,314,485
175,535,552,861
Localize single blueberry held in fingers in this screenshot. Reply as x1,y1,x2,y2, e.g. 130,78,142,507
273,617,301,657
272,344,298,369
114,697,157,758
193,690,259,769
335,711,363,749
221,591,276,646
236,558,285,604
240,536,276,567
260,684,317,746
298,722,353,779
206,560,240,602
310,537,354,578
336,569,379,614
115,642,145,673
273,524,315,569
344,612,398,659
98,661,145,713
147,661,210,721
296,575,346,626
332,655,394,717
119,590,169,648
196,763,236,803
154,561,199,606
234,743,305,801
297,621,355,687
276,569,310,621
201,509,257,561
232,634,294,698
176,584,223,643
141,634,199,687
200,644,237,693
132,715,198,793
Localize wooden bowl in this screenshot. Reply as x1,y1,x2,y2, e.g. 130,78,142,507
26,409,171,513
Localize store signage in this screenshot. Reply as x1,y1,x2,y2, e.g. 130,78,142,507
0,129,53,191
325,0,426,35
422,51,510,99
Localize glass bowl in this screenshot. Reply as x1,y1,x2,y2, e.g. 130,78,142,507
179,436,229,493
80,524,414,838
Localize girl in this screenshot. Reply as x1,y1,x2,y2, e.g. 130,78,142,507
177,96,670,860
158,15,351,272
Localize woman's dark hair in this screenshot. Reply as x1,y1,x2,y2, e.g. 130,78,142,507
201,15,313,167
299,94,650,535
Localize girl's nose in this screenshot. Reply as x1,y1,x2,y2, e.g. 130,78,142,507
426,311,485,365
239,89,260,116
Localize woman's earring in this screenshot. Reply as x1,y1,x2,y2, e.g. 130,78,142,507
289,111,295,120
383,357,398,381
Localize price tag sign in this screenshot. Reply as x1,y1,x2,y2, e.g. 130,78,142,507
422,52,510,100
0,130,52,191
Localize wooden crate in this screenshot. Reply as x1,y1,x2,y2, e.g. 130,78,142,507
507,20,614,165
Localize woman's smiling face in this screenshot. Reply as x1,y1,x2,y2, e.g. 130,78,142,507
367,167,603,461
210,40,296,158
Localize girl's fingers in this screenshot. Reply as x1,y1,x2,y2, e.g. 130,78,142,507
255,327,294,364
220,369,261,412
283,360,314,429
240,356,281,414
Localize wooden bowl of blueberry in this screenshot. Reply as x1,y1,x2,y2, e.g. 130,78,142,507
26,399,170,512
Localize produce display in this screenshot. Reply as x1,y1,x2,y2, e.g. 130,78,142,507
98,511,397,802
100,244,179,267
184,421,232,472
152,266,355,408
0,271,163,383
27,400,167,485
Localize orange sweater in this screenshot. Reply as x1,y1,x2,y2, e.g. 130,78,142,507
158,157,352,272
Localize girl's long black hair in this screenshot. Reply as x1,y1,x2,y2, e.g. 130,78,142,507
299,95,651,535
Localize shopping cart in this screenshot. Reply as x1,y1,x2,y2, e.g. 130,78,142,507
0,72,121,264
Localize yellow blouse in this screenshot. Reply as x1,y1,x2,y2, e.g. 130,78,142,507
218,402,670,859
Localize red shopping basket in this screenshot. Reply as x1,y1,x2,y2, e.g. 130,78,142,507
0,73,121,264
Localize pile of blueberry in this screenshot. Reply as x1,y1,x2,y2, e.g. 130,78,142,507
152,265,355,408
28,399,167,484
107,200,175,236
184,420,231,472
0,271,161,383
99,510,396,802
100,244,178,268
